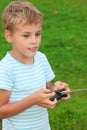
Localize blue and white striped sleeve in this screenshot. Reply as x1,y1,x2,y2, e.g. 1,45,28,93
0,64,13,91
43,55,55,82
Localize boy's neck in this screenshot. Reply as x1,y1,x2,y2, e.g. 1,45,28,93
10,51,34,64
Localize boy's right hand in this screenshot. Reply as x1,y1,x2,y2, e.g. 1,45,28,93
33,88,57,109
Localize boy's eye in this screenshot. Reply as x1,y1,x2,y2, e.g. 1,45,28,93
22,35,30,38
22,33,41,38
36,33,41,36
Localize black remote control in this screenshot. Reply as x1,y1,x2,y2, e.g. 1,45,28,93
50,88,67,101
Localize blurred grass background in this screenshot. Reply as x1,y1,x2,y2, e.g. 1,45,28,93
0,0,87,130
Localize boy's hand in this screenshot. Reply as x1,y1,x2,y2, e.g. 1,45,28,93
33,88,57,109
53,81,71,101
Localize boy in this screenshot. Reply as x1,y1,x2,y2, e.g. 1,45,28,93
0,1,70,130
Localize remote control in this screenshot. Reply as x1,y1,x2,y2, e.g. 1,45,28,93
50,88,67,101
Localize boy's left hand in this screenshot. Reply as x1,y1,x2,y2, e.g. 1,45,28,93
53,81,71,101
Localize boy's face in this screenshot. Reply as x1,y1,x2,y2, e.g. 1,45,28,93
5,22,42,64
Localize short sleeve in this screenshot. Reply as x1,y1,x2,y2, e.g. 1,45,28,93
0,64,13,91
43,55,55,82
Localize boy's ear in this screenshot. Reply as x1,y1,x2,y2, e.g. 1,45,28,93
4,30,13,43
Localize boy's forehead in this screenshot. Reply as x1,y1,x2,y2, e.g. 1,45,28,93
13,22,42,32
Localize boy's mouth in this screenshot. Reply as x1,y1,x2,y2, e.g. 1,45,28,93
27,47,37,51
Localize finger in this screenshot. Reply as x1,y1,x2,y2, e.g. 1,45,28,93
62,89,71,94
42,88,51,93
46,98,57,108
64,83,69,90
60,82,69,89
48,98,57,103
61,93,71,101
47,91,56,99
54,81,62,87
54,81,69,90
54,81,63,90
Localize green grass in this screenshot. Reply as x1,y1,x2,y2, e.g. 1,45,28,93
0,0,87,130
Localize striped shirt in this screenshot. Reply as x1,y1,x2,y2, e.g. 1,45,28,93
0,51,55,130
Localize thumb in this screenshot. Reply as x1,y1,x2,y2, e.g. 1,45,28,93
47,91,56,99
42,88,51,94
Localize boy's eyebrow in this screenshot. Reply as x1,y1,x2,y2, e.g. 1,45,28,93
23,30,42,34
36,30,42,33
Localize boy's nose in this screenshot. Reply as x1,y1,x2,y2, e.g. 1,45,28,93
31,36,36,44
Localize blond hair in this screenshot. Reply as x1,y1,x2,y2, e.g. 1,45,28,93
2,0,43,31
